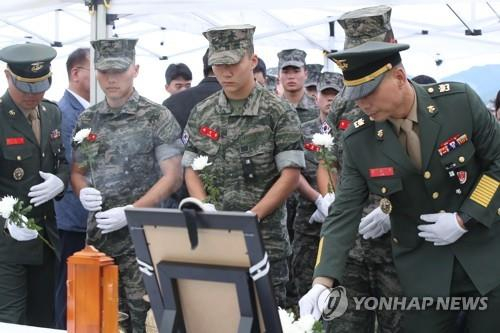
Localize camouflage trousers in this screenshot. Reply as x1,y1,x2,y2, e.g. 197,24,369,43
325,233,403,333
270,257,289,308
115,248,150,333
291,232,320,302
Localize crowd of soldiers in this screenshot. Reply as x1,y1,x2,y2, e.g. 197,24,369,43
0,4,499,333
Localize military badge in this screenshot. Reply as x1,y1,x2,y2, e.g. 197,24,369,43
13,167,24,181
8,110,15,117
50,129,61,139
427,105,436,114
181,130,189,145
380,197,392,214
353,118,365,128
321,121,331,134
438,83,450,93
199,126,219,141
457,171,467,184
369,167,394,178
304,142,320,152
6,137,25,145
30,62,44,72
338,119,351,131
377,129,384,140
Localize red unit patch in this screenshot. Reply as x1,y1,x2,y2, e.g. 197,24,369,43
369,167,395,178
199,126,219,141
6,137,25,145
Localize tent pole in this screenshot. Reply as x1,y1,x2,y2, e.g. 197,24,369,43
90,2,107,105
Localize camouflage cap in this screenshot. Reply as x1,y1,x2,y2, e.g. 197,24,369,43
0,43,56,93
278,49,306,70
305,64,323,87
338,5,392,49
203,24,255,66
317,72,344,93
327,41,409,100
90,38,138,71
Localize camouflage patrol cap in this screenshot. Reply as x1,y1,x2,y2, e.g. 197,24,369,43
90,38,138,71
203,24,255,66
317,72,344,93
0,43,56,93
266,75,277,92
305,64,323,87
278,49,306,70
338,5,393,49
328,41,409,100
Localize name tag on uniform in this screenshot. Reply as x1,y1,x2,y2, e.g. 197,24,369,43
199,126,219,141
6,137,25,145
369,167,394,178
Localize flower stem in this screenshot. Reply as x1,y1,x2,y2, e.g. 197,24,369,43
38,234,55,251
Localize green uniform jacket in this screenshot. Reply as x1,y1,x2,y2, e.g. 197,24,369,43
314,82,500,297
0,92,69,264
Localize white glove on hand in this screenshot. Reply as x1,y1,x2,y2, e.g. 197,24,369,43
28,171,64,207
95,205,132,234
5,218,38,241
417,212,467,246
201,203,216,212
309,192,336,224
79,187,102,212
299,284,329,320
358,207,391,239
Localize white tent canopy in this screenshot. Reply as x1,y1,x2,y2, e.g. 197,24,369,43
0,0,499,103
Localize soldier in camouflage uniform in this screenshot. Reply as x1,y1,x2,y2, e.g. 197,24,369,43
290,72,343,304
304,64,324,99
181,25,305,308
71,39,183,333
317,6,403,332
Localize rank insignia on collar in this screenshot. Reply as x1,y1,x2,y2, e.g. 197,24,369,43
199,126,219,141
427,105,436,114
8,110,15,117
321,121,331,134
50,129,61,139
353,118,365,128
377,129,384,140
338,119,351,131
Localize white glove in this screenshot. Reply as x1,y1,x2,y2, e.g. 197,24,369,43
417,212,467,246
299,284,329,320
95,205,132,234
309,192,336,224
28,171,64,207
358,207,391,239
5,218,38,241
79,187,102,212
201,203,216,212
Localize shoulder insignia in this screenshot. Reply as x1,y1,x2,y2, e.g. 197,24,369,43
353,118,365,128
426,81,466,98
8,109,16,117
344,115,373,139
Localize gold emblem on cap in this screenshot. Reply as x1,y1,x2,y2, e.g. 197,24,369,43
377,129,384,138
334,59,348,71
438,83,450,93
30,62,44,73
427,105,436,114
380,197,392,214
13,167,24,181
353,118,365,128
8,110,16,116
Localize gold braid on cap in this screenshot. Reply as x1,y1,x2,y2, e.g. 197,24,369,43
344,63,392,87
6,67,52,83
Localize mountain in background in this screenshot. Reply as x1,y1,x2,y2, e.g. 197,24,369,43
443,64,500,108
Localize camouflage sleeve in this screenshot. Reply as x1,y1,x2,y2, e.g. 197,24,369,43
154,107,184,162
274,107,305,171
181,107,202,168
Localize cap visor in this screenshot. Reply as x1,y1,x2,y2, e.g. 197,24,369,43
208,50,244,66
279,61,304,70
95,58,131,71
12,77,50,94
319,85,342,93
340,74,384,101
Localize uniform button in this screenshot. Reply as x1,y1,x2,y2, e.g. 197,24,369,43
432,192,439,199
392,237,399,244
42,153,45,158
427,87,434,93
17,155,21,160
497,208,500,216
245,159,251,165
44,215,47,220
424,171,431,179
249,173,254,178
458,156,465,163
381,187,387,194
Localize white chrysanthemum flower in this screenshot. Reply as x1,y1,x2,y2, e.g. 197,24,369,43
294,314,316,332
312,133,334,149
191,155,212,171
73,128,91,144
0,195,18,219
